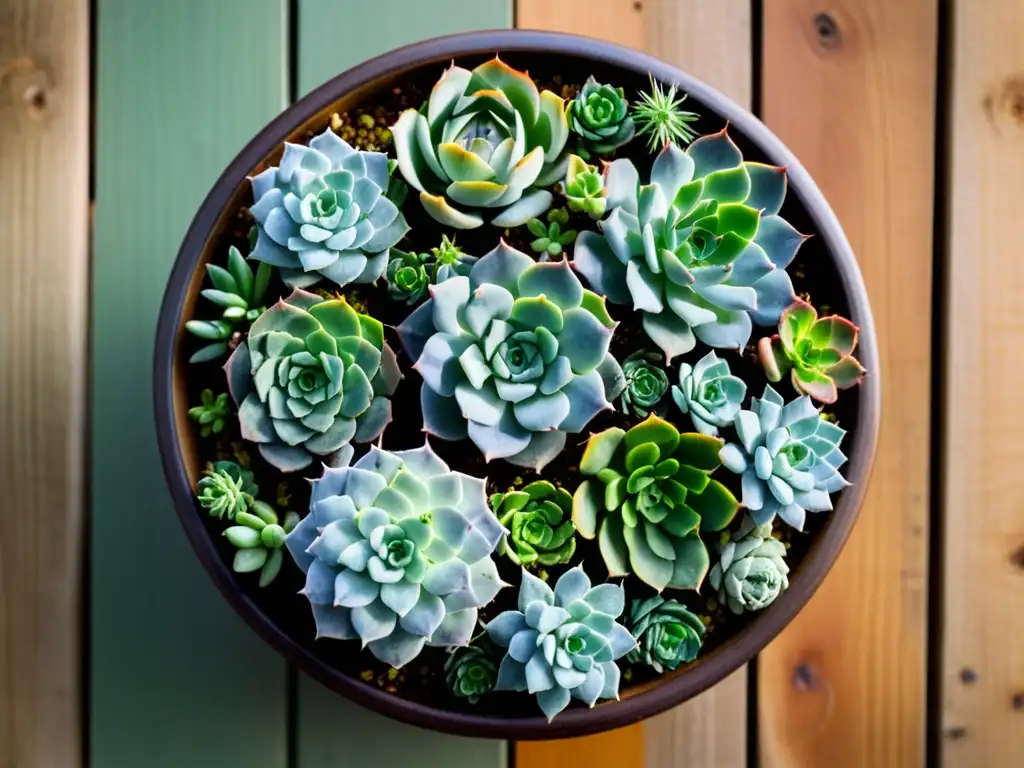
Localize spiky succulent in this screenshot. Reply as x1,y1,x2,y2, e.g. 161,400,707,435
430,235,478,282
392,57,569,230
619,350,669,418
285,443,507,668
759,299,865,404
573,133,805,360
224,289,401,472
566,77,635,159
196,460,257,520
625,595,705,673
572,415,739,591
397,241,625,471
444,643,499,704
560,155,607,219
527,208,577,259
224,505,301,587
719,385,848,532
487,566,635,721
672,351,746,437
708,516,789,614
188,388,230,437
631,76,700,152
248,127,409,288
492,480,576,567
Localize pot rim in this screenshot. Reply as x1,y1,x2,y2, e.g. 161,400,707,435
154,28,881,740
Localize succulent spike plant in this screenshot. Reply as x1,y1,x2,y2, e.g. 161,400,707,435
759,299,866,404
708,515,790,614
573,131,806,361
445,643,499,704
566,77,635,159
618,350,669,418
672,351,747,437
560,155,607,220
248,127,409,289
391,56,570,230
486,566,636,721
625,595,705,672
631,76,700,152
572,415,739,591
397,240,626,471
224,505,301,587
430,234,478,283
719,385,848,532
224,288,402,472
491,480,576,567
285,442,507,668
527,208,577,259
196,460,257,520
188,388,230,437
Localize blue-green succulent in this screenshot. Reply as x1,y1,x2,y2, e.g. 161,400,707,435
625,595,705,672
671,351,747,437
708,516,789,614
566,77,635,159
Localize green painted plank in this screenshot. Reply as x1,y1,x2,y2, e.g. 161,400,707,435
295,2,510,765
91,2,290,766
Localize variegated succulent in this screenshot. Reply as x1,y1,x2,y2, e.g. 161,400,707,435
671,351,747,437
566,77,635,159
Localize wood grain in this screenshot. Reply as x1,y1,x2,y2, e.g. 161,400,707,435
941,1,1024,764
758,2,936,766
515,3,751,766
0,0,88,765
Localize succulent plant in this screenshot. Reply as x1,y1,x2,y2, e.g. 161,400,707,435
718,385,848,532
625,595,705,673
527,208,577,259
566,77,635,159
188,388,230,437
196,460,257,520
708,516,789,614
397,241,625,471
572,415,739,591
392,57,569,229
248,127,409,289
573,132,805,360
429,234,478,283
618,350,669,418
560,155,607,220
631,76,700,152
386,249,432,305
444,643,499,704
224,288,401,472
759,299,865,404
285,442,507,668
671,351,747,437
224,505,301,587
486,566,635,721
491,480,576,567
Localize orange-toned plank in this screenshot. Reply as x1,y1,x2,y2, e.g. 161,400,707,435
517,724,645,768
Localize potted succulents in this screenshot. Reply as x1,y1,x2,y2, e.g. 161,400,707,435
155,31,879,739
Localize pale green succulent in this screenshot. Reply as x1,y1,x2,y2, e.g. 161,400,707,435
567,77,635,159
188,388,230,437
560,155,606,219
671,351,747,437
625,595,705,673
527,208,577,259
285,442,507,668
487,565,635,721
224,505,301,587
708,516,789,614
196,460,257,520
392,57,569,230
491,480,576,567
397,241,625,471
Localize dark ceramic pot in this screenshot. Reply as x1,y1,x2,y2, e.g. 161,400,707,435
155,30,880,740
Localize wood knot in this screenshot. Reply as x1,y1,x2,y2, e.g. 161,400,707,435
1009,544,1024,570
632,1,643,11
812,12,842,50
983,75,1024,136
792,661,821,691
959,668,978,684
0,56,51,120
944,726,968,741
1012,692,1024,711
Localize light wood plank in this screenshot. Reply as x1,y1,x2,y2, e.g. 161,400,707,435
758,2,936,766
91,2,290,765
0,0,88,765
515,3,751,766
941,1,1024,764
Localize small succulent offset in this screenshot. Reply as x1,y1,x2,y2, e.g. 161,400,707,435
625,595,705,673
631,76,700,152
572,415,739,591
248,127,409,289
398,242,625,471
445,643,499,704
492,480,576,567
386,249,432,305
486,566,636,721
708,516,790,614
618,350,669,418
574,132,805,360
719,385,848,532
527,208,577,259
560,155,607,220
224,289,401,472
672,351,747,437
188,388,230,437
285,443,506,668
566,77,635,159
224,505,301,587
392,57,569,229
759,299,865,404
196,460,257,520
429,235,478,283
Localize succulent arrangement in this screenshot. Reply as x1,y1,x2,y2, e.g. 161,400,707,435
178,54,865,723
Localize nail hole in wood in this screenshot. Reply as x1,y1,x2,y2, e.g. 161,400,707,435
959,668,978,684
945,726,968,741
813,12,841,50
23,83,47,115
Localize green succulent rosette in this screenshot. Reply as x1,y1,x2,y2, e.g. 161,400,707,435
625,595,705,672
492,480,576,567
196,460,257,520
444,644,499,704
619,350,669,418
671,351,747,437
560,155,607,220
386,249,432,305
188,388,230,437
566,77,635,158
708,516,790,614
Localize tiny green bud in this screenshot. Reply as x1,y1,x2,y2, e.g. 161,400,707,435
225,526,261,548
251,500,278,525
261,524,287,549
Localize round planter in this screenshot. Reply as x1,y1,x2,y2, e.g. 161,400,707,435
155,30,880,740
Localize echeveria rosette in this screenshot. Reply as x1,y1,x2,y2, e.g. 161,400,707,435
386,249,431,305
719,386,849,532
285,443,507,668
486,566,636,721
566,77,635,159
708,516,790,614
625,595,705,673
398,241,626,471
392,57,569,230
224,289,401,472
444,644,499,704
248,127,409,288
492,480,576,567
619,350,669,418
560,155,607,219
572,415,739,591
671,351,746,436
759,299,866,404
573,131,807,361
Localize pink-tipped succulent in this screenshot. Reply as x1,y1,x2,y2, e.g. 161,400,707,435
758,299,865,404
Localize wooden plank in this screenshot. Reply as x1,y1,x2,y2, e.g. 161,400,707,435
515,3,751,767
91,2,290,766
0,0,88,765
758,2,936,766
941,1,1024,764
